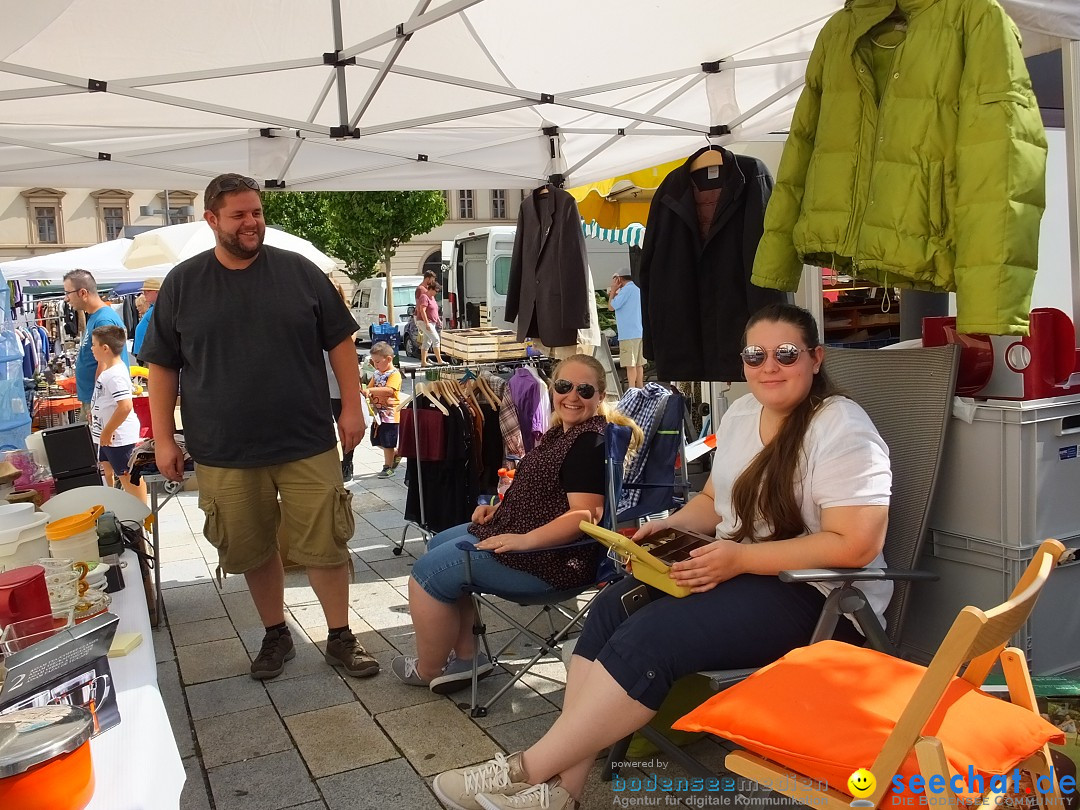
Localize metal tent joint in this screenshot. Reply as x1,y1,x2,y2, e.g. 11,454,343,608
416,154,428,161
322,52,357,67
97,152,111,161
540,93,555,104
264,179,286,189
701,61,722,74
395,23,413,43
709,125,731,137
88,79,107,92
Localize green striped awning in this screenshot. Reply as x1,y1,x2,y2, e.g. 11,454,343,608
581,219,645,247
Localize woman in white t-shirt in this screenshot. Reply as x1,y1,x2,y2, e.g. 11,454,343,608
431,303,892,810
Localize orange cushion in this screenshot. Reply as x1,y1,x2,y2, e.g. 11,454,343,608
673,641,1064,799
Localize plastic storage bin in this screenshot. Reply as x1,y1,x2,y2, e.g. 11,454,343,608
46,506,104,566
901,531,1080,674
0,511,50,570
929,394,1080,547
371,322,400,353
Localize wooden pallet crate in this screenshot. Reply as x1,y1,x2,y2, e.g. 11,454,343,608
441,327,527,362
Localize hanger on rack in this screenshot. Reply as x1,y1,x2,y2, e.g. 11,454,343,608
689,143,724,172
402,382,450,416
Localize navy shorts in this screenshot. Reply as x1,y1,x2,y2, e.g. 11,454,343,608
98,443,137,476
573,574,861,711
370,422,399,449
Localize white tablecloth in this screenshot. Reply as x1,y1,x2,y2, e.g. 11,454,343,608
86,551,185,810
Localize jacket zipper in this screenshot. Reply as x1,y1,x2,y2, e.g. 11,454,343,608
854,47,901,272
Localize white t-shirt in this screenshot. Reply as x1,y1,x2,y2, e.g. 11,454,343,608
90,363,141,446
710,393,893,629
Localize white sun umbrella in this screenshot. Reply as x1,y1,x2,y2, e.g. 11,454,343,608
1,238,135,282
122,221,339,272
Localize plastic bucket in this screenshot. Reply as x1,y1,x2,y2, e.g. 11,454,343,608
46,506,104,566
0,513,49,571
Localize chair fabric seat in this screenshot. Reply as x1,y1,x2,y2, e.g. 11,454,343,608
674,640,1065,800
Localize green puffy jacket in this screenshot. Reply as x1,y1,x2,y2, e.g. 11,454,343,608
751,0,1047,335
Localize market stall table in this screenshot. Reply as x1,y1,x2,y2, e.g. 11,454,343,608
86,549,185,810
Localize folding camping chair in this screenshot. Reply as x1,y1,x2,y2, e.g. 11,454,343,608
605,344,961,779
456,422,634,717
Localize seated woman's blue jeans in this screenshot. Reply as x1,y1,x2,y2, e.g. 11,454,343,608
411,522,553,604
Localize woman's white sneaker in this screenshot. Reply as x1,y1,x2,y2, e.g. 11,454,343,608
432,752,530,810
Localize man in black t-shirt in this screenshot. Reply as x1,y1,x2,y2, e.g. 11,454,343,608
142,173,379,681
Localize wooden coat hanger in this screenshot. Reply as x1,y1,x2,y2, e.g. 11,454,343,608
689,145,724,172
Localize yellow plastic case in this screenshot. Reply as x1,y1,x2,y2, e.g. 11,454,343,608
579,521,707,598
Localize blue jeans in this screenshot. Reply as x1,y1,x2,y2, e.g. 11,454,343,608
411,523,554,604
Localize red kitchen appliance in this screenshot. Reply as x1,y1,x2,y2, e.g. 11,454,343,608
923,308,1080,400
0,565,50,630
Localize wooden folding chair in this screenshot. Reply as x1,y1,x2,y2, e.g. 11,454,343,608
674,539,1069,810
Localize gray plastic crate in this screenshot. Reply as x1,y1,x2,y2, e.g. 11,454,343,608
900,531,1080,675
928,395,1080,547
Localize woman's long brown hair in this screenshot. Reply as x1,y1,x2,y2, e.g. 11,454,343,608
724,304,837,544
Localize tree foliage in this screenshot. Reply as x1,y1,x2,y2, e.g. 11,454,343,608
262,190,447,282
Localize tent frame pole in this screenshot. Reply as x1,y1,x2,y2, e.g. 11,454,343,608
1064,41,1080,342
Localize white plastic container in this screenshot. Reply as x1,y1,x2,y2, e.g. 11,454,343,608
0,512,49,571
46,506,103,566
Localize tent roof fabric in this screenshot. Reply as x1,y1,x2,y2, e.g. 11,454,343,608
0,0,1071,192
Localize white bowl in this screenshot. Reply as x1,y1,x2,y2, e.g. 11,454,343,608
0,502,36,529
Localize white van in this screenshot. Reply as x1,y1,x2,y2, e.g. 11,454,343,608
350,274,424,344
443,226,629,330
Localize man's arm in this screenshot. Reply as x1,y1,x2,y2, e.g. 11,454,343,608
327,337,366,453
148,364,184,481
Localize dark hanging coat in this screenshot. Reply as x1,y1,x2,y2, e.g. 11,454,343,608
640,147,790,382
505,185,590,348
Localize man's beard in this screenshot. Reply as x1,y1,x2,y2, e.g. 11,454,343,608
219,228,263,260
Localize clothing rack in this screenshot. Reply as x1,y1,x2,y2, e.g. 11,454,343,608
392,356,550,556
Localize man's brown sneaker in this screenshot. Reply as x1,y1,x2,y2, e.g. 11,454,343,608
251,627,295,680
325,629,380,677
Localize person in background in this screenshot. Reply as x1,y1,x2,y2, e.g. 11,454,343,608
132,277,162,362
134,294,148,318
430,304,891,810
326,281,359,480
89,325,146,504
142,173,378,682
415,269,437,304
607,271,645,389
361,341,402,478
64,268,129,420
416,278,444,367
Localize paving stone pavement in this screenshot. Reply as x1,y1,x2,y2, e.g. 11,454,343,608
153,441,733,810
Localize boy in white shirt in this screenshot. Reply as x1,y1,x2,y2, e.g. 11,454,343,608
90,325,147,503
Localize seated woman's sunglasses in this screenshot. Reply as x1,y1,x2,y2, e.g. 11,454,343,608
553,379,597,399
740,343,804,368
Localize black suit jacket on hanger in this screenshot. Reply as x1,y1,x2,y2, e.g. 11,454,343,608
640,146,790,381
505,184,590,348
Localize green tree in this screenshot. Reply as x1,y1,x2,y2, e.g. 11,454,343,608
261,190,447,284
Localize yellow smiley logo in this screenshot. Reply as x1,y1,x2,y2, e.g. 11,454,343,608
848,768,876,799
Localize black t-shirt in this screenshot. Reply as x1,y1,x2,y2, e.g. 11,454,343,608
140,244,358,467
558,431,606,495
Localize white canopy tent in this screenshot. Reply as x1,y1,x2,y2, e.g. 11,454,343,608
0,0,1075,192
0,224,336,283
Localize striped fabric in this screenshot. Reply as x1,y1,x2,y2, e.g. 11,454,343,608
580,219,646,247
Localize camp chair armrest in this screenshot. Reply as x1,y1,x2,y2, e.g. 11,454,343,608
778,567,939,584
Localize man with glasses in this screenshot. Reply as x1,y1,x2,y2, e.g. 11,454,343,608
63,269,129,419
141,173,379,681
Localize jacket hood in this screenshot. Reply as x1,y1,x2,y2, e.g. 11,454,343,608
844,0,941,17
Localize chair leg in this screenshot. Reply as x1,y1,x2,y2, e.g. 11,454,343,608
603,735,633,781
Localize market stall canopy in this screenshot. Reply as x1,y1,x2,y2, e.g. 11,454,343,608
570,158,685,230
122,222,339,272
0,238,170,284
0,0,1072,192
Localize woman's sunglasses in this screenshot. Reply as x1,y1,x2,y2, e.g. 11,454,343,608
740,343,805,368
553,379,596,399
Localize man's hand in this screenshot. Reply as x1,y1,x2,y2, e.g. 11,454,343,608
336,402,366,454
154,435,185,482
99,430,114,448
475,533,532,553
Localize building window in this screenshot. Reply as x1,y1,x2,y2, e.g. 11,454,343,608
91,189,133,240
36,207,59,244
491,190,507,219
155,190,197,225
458,190,474,220
21,188,66,245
